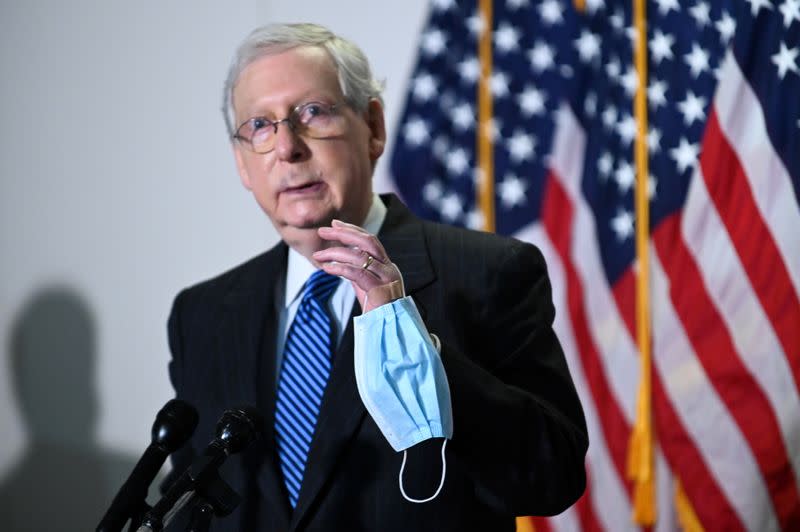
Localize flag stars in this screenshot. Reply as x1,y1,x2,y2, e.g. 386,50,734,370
747,0,774,16
670,137,700,173
598,151,614,178
611,209,635,241
403,117,429,146
602,105,619,130
648,78,668,108
445,148,470,175
677,91,707,125
433,136,450,160
431,0,455,11
614,160,636,192
616,114,638,146
585,92,598,117
498,173,528,208
538,0,564,25
412,73,438,102
507,0,530,9
654,0,680,16
650,30,675,64
684,43,711,77
716,11,736,43
490,71,511,97
529,41,556,72
610,8,625,31
620,67,639,97
780,0,800,27
422,29,447,56
495,23,521,53
575,30,602,63
625,26,639,45
481,118,502,142
648,174,658,200
467,12,485,37
451,103,475,131
518,85,547,116
440,193,463,222
772,42,799,78
465,210,485,230
606,56,622,80
506,130,536,163
689,2,711,27
423,181,443,205
648,127,663,154
458,57,480,84
585,0,605,13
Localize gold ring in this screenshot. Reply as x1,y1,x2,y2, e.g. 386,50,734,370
361,255,375,270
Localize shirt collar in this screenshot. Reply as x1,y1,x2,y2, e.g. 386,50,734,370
284,194,387,308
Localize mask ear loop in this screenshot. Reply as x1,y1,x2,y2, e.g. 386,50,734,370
398,439,448,503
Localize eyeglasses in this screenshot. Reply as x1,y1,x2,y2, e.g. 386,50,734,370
233,101,346,154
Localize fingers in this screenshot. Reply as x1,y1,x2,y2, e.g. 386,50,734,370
317,221,387,263
313,220,405,311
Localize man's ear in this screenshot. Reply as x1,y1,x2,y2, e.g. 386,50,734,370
233,143,254,191
365,99,386,161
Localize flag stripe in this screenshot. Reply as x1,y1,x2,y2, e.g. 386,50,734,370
542,173,633,497
604,228,741,532
549,105,639,423
650,368,745,532
654,210,800,528
531,225,629,532
651,227,780,531
701,110,800,393
713,53,800,296
685,127,800,482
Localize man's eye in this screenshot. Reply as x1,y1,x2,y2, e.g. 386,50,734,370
252,118,270,130
298,103,328,123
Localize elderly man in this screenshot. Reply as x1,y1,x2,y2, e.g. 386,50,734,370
167,23,587,531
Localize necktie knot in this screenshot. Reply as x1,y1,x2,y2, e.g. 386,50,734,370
303,270,339,304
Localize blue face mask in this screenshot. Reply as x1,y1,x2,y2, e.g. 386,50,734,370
353,296,453,503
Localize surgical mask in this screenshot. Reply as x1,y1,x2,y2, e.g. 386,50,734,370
353,296,453,503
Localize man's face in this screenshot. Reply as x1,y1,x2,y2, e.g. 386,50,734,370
232,46,386,248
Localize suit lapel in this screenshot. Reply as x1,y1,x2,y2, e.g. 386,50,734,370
288,195,436,529
216,243,292,528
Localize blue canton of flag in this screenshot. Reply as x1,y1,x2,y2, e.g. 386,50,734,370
390,0,582,236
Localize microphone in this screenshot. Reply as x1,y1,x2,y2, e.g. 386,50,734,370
97,399,199,532
137,406,263,532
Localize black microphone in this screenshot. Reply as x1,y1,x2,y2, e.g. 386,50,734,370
97,399,199,532
137,406,263,532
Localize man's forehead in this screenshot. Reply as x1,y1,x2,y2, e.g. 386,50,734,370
234,46,341,107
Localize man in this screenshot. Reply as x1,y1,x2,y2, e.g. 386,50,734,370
167,23,588,531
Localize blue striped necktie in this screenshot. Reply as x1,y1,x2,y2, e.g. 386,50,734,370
275,269,340,508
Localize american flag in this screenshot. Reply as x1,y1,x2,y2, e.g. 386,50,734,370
389,0,800,530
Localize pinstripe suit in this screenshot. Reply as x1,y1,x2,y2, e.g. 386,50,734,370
166,194,588,531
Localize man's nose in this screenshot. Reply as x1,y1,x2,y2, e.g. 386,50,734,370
273,120,307,162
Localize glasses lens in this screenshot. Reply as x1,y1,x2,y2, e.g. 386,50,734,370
247,118,274,153
237,103,346,153
294,103,345,139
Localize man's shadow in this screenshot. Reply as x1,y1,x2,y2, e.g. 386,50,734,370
0,286,140,531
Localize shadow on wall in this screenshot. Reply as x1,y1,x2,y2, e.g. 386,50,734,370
0,286,139,532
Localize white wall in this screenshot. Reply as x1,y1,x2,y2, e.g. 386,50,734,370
0,0,427,526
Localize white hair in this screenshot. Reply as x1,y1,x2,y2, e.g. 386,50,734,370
222,23,385,137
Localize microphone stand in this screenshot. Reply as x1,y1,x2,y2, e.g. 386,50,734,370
135,469,240,532
136,407,261,532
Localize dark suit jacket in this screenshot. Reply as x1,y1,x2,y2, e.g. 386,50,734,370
166,194,588,531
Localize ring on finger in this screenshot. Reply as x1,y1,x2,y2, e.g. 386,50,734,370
361,255,375,270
